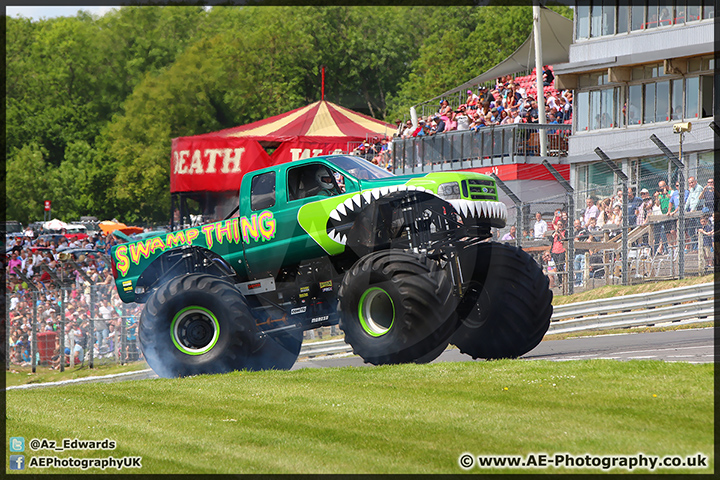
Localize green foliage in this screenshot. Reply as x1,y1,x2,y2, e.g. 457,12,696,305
6,5,573,224
6,144,51,223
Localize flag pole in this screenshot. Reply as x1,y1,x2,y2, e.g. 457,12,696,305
321,66,325,101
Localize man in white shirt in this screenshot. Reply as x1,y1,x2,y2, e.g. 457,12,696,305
684,176,704,248
583,197,599,227
533,212,548,239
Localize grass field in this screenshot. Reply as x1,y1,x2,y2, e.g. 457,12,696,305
6,360,713,474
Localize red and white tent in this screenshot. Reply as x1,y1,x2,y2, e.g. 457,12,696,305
171,100,395,193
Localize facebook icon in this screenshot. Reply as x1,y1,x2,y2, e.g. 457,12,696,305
10,455,25,470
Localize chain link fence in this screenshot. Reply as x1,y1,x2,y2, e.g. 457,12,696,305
6,266,143,372
494,163,716,295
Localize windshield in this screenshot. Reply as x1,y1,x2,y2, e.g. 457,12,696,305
325,155,395,181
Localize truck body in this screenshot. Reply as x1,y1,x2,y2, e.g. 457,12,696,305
110,155,551,377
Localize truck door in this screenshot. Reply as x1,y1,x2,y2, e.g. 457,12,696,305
243,163,347,276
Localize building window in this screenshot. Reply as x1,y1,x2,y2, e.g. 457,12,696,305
655,81,670,122
675,3,686,24
590,90,602,128
639,156,670,192
576,91,589,131
631,4,645,30
687,4,702,21
658,5,674,26
576,4,590,39
645,3,659,28
576,1,711,40
627,84,642,125
577,86,619,131
685,76,700,118
703,1,715,19
590,3,602,37
617,4,629,33
671,79,683,120
600,89,616,128
602,1,616,35
700,75,713,118
643,83,656,124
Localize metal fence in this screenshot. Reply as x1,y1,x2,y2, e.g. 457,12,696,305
6,281,143,372
390,124,571,174
493,163,716,295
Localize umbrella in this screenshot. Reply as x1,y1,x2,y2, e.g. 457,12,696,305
99,221,128,234
118,226,144,235
43,219,70,231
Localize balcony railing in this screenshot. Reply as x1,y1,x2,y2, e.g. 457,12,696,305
390,123,571,174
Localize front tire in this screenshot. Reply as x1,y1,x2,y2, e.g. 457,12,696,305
140,274,262,378
338,250,458,365
451,242,552,359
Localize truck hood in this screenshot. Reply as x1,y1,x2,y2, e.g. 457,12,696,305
298,170,506,254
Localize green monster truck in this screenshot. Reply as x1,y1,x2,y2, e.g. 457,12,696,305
110,155,552,377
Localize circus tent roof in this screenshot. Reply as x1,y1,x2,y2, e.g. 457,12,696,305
181,100,395,144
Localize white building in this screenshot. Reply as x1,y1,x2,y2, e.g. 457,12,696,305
553,2,715,207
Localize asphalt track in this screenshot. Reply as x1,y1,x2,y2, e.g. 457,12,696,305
9,328,711,390
294,327,715,369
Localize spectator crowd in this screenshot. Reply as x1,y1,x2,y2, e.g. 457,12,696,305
5,228,143,369
395,67,572,138
520,175,716,289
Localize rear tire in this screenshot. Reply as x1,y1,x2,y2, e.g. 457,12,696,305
140,274,261,378
450,242,552,359
339,250,458,365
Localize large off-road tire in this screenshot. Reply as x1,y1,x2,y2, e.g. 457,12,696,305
450,242,552,359
140,274,264,378
338,250,458,365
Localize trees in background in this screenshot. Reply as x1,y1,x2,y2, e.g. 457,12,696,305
5,5,570,224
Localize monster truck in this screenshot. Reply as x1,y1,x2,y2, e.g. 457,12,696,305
110,155,552,377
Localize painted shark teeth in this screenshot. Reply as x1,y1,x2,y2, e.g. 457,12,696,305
448,199,507,221
326,185,426,245
326,186,508,246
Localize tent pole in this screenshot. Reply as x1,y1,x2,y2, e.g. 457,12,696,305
533,2,547,157
170,194,175,231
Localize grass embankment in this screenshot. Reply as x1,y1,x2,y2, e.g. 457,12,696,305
5,360,713,474
552,273,715,305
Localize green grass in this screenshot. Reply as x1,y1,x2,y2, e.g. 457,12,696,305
6,360,713,474
552,273,715,305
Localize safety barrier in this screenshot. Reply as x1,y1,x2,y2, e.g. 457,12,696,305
298,282,715,357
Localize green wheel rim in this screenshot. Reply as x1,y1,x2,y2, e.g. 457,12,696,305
170,306,220,355
358,287,395,337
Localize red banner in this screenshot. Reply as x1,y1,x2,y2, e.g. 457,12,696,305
463,163,570,182
170,136,272,192
269,138,358,165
